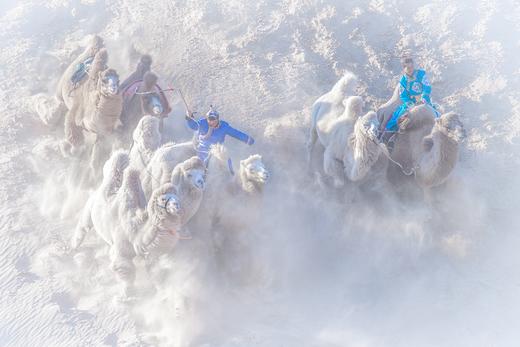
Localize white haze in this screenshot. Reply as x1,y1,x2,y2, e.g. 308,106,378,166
1,0,520,346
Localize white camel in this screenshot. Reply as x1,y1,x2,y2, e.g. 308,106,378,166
140,141,196,199
128,115,162,172
168,156,206,228
196,145,269,232
71,150,183,295
307,71,358,166
308,92,386,187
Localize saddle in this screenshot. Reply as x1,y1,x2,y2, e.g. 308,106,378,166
70,56,94,87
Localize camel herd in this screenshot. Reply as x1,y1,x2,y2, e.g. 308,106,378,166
307,69,465,196
32,35,464,296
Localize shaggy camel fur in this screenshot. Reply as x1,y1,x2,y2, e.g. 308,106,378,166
307,72,359,165
168,157,206,227
388,105,465,188
63,48,122,145
308,93,386,187
202,145,269,228
128,115,162,172
56,35,105,109
141,149,206,233
61,48,123,177
71,151,182,295
140,141,196,198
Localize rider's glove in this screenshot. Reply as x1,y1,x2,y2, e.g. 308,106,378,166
247,136,255,145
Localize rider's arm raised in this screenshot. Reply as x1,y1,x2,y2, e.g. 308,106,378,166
224,122,255,145
185,115,200,130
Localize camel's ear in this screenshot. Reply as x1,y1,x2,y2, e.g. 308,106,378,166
170,165,184,186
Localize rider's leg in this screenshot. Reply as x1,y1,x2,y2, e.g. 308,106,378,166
385,104,408,131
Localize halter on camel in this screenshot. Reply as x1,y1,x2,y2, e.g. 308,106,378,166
122,80,173,117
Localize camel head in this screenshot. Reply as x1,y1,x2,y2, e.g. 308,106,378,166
137,183,182,250
239,154,270,193
171,156,206,191
102,150,130,194
99,68,120,96
434,112,465,143
355,111,380,142
342,96,364,120
148,183,182,222
138,72,164,116
132,115,161,153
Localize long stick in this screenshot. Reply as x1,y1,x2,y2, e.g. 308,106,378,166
178,88,193,118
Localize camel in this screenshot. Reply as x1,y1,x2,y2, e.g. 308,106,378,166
33,36,104,127
308,93,387,187
191,145,269,232
141,148,206,233
128,115,162,172
307,71,358,167
120,70,172,145
386,105,465,189
60,48,123,177
71,150,183,295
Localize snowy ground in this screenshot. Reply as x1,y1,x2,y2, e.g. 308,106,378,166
1,0,520,346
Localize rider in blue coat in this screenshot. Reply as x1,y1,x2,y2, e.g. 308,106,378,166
186,106,255,163
385,56,438,131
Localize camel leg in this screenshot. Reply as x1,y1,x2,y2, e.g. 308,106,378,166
71,197,94,249
89,135,110,178
306,125,318,172
323,146,344,187
109,240,137,297
64,105,84,147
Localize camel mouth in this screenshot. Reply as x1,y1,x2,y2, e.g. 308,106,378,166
157,193,181,215
150,96,163,115
361,119,380,141
194,178,205,190
165,197,181,215
152,105,163,115
257,170,270,183
103,75,120,95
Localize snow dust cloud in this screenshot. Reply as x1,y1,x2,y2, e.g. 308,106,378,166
1,0,520,346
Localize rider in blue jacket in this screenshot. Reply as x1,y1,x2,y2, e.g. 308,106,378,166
186,106,255,163
385,56,438,131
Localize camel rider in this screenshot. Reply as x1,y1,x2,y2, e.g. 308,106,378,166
185,106,255,163
384,56,439,132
